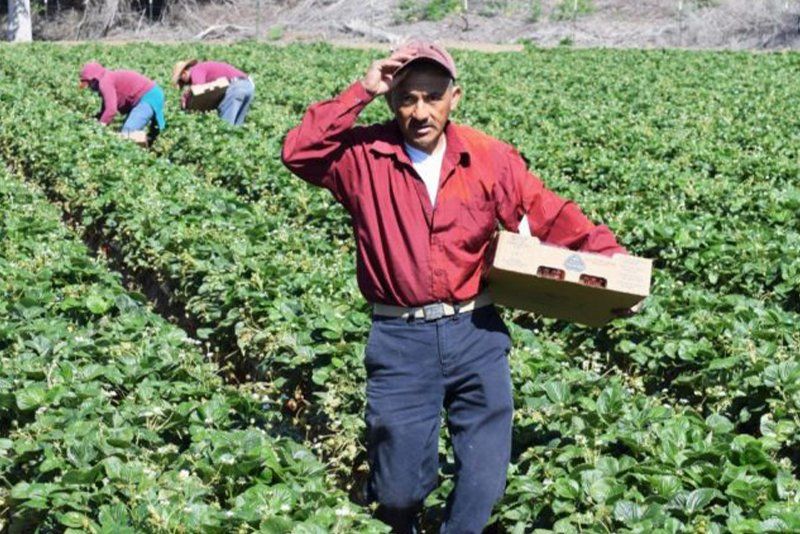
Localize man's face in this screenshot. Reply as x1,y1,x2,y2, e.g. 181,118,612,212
389,63,461,154
79,79,98,91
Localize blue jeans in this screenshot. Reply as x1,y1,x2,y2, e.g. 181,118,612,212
122,85,166,138
365,305,513,534
121,85,165,135
121,100,153,133
218,78,255,126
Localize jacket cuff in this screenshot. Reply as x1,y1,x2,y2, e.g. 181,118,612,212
341,81,374,110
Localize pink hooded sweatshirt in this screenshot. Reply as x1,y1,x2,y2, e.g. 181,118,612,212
188,61,247,85
80,62,155,125
179,61,248,109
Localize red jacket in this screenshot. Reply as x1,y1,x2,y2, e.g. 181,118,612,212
282,81,626,307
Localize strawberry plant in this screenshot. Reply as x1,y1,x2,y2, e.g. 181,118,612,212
0,168,385,531
1,43,800,531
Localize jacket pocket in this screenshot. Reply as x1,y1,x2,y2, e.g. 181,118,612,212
459,198,497,251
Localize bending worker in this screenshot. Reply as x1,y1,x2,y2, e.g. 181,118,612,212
79,62,165,138
173,59,255,126
282,40,632,533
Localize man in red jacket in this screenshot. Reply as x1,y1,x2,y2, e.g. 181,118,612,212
282,40,628,533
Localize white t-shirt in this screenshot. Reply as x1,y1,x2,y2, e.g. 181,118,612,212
519,215,531,237
404,139,531,236
404,140,446,207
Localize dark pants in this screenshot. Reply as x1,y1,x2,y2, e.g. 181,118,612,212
365,305,513,534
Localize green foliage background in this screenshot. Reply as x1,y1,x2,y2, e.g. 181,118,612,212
1,42,799,532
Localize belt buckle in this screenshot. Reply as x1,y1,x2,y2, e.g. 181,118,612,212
422,302,445,321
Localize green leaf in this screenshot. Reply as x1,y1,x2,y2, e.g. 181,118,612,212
98,503,134,533
725,480,758,505
587,478,622,504
86,293,112,314
102,456,124,479
59,512,90,529
705,414,734,434
614,500,645,523
596,456,620,476
596,385,623,419
543,381,570,404
670,488,720,514
16,384,47,411
195,328,214,340
259,517,295,533
649,475,683,499
553,478,580,500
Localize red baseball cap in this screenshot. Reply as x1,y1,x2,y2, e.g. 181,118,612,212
393,39,457,80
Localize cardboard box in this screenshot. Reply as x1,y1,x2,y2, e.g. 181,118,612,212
485,231,652,326
118,130,148,147
185,78,230,112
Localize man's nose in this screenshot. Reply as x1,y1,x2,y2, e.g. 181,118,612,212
411,101,429,121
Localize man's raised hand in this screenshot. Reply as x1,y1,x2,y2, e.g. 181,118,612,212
361,51,415,96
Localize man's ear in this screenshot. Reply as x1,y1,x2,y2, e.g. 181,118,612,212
449,84,462,112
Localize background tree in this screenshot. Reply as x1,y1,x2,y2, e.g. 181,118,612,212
7,0,32,41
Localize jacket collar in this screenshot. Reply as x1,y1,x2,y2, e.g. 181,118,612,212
370,121,471,168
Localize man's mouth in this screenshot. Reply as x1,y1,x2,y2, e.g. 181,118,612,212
412,124,433,136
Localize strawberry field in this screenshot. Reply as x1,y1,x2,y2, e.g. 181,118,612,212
1,42,799,532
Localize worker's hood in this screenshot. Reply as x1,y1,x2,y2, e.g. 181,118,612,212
79,62,107,83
